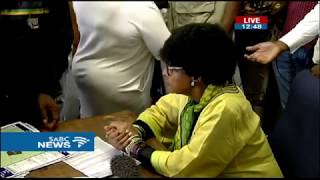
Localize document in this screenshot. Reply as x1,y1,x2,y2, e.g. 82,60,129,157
6,151,67,174
1,122,44,168
64,137,137,178
0,122,71,178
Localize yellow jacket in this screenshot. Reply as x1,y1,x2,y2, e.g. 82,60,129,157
137,87,283,177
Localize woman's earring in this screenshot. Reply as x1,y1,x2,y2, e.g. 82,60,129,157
191,81,195,87
191,77,198,87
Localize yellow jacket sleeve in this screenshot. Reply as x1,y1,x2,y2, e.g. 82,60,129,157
137,94,188,144
150,94,260,177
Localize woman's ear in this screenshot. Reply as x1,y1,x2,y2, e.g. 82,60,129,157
191,76,202,87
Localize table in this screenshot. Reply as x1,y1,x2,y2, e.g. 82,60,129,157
26,111,164,178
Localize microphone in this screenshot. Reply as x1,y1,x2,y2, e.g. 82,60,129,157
110,155,140,178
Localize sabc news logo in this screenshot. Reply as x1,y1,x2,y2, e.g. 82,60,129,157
1,132,95,151
38,136,90,149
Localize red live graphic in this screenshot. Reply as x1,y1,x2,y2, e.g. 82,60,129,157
235,16,268,24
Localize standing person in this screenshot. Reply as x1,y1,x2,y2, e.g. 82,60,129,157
0,1,73,130
166,1,228,31
104,23,283,178
245,4,319,176
71,2,170,118
272,1,317,108
223,1,286,125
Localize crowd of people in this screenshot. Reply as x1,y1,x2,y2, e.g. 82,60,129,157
1,1,319,178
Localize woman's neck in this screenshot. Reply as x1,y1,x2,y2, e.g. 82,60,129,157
190,83,207,103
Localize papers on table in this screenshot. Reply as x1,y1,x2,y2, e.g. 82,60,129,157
63,137,140,178
1,122,141,178
1,122,44,168
63,136,123,178
0,122,71,178
5,151,68,175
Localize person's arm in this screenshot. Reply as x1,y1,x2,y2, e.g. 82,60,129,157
38,93,60,130
135,94,186,142
128,2,171,60
245,3,319,64
104,94,183,151
221,1,241,34
311,64,320,77
38,2,73,130
312,38,319,64
105,94,183,165
38,2,73,96
280,3,319,53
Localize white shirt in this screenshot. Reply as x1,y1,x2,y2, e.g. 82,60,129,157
280,3,319,64
72,2,170,117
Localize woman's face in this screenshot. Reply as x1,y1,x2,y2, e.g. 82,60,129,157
163,65,192,95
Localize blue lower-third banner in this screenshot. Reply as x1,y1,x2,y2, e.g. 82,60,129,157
1,132,95,151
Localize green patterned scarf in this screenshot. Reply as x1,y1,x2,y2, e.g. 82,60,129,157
171,84,239,150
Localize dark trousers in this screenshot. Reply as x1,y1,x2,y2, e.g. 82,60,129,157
234,30,282,129
269,70,320,177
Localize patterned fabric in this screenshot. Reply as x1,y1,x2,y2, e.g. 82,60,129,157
241,1,271,15
172,84,239,150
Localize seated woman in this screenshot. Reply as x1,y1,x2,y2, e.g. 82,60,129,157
104,23,283,177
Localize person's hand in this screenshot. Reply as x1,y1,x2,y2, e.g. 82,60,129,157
38,93,60,130
103,112,136,133
104,126,132,151
244,41,289,64
103,112,140,150
104,123,140,139
311,64,320,78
